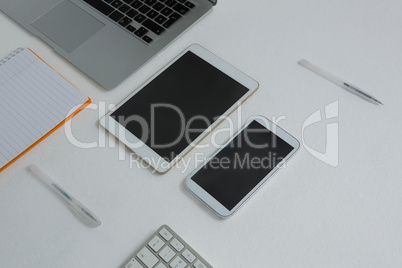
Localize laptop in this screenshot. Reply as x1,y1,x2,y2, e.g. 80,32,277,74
0,0,216,89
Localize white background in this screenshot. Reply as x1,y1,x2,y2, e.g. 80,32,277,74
1,0,402,267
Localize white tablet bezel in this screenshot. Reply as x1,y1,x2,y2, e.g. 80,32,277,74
100,44,259,173
185,116,300,218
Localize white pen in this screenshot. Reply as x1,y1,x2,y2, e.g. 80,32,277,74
299,59,383,105
29,165,101,227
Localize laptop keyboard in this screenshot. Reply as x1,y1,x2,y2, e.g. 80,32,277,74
83,0,197,44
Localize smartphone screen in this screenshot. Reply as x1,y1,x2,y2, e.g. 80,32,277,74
191,120,295,211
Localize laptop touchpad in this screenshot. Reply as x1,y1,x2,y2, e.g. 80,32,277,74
32,0,104,53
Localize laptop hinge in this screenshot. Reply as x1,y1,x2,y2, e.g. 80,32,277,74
208,0,217,6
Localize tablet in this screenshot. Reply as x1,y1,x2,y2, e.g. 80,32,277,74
100,44,259,173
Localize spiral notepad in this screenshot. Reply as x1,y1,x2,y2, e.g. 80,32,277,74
0,47,91,172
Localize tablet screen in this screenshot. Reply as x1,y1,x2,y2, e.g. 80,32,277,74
191,120,295,211
111,51,249,161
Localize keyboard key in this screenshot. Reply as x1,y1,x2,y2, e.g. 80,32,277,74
134,27,148,37
177,0,185,2
145,0,157,6
155,263,167,268
159,246,175,262
111,0,124,8
134,13,147,22
130,0,143,8
155,15,167,24
118,16,132,26
147,10,158,18
137,247,159,268
161,7,173,16
126,25,136,32
161,12,181,28
105,0,114,3
165,0,177,7
159,228,173,241
162,15,181,28
142,35,153,43
143,19,165,35
148,235,165,252
170,238,184,252
119,4,131,12
123,0,134,4
109,10,125,21
182,249,196,263
172,3,189,15
139,5,151,13
125,258,143,268
153,3,165,11
126,9,139,18
170,256,186,268
184,1,195,8
83,0,114,15
194,260,208,268
169,12,182,21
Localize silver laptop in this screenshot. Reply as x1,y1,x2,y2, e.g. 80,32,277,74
0,0,216,89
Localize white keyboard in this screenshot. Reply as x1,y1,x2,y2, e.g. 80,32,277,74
124,225,213,268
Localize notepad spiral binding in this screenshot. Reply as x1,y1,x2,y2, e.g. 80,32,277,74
0,47,24,66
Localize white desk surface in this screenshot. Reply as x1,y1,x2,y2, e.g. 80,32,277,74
1,0,402,267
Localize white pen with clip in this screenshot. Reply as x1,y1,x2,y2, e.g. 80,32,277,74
29,164,101,227
298,59,383,105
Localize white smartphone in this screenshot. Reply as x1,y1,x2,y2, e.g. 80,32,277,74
100,44,259,173
185,116,300,218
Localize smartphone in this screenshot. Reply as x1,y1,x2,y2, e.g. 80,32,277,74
185,116,300,218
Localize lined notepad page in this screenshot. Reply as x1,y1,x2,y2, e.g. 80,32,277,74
0,48,88,170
